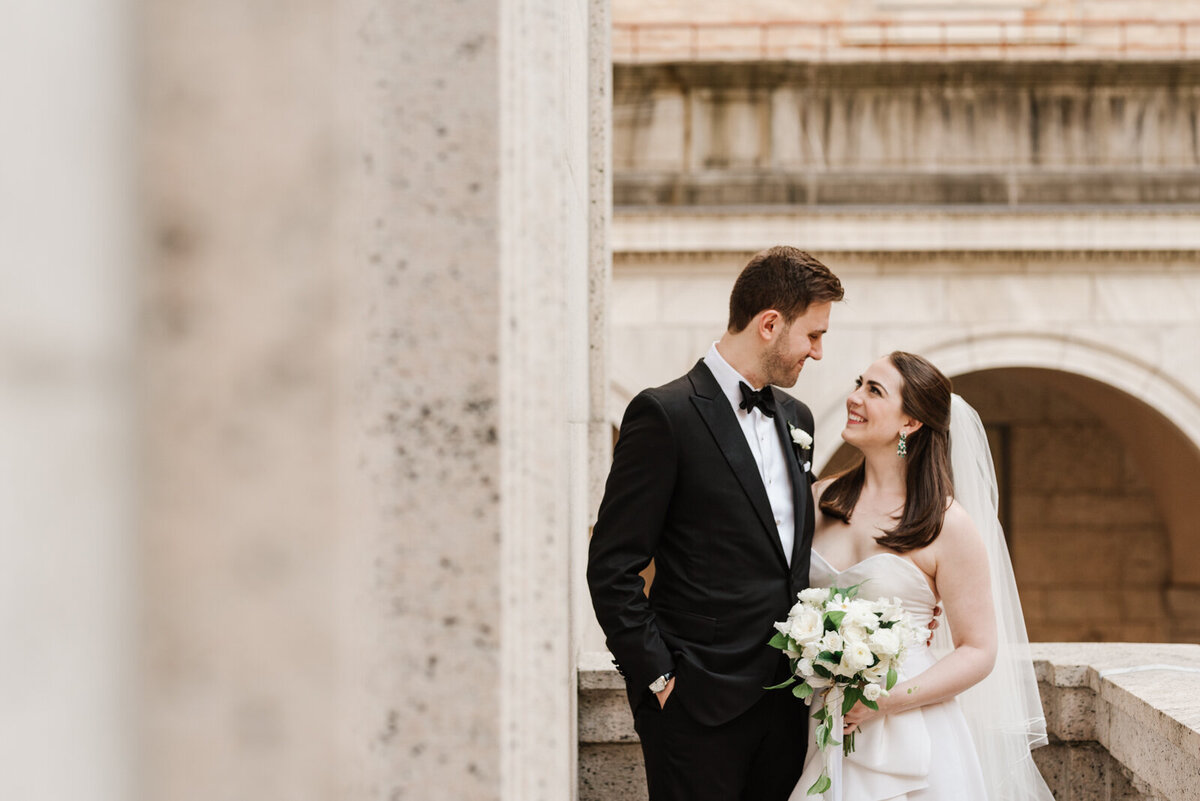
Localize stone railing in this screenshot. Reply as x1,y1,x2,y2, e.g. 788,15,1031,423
578,644,1200,801
613,17,1200,63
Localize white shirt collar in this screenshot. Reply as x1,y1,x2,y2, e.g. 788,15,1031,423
703,341,762,416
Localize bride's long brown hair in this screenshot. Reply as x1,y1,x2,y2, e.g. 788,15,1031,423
819,352,954,553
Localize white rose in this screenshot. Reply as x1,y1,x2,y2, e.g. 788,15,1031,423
868,627,901,657
841,641,874,673
845,600,878,628
863,661,889,684
795,658,815,678
863,683,884,702
799,587,828,606
820,631,843,652
827,594,852,614
841,623,868,646
801,642,821,661
790,426,813,449
788,608,824,644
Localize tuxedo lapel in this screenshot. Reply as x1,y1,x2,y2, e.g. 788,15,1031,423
687,362,789,571
771,390,812,569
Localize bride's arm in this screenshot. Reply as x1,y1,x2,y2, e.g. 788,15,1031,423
846,501,997,727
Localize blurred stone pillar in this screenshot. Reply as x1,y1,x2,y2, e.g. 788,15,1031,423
140,0,343,798
340,1,594,799
0,2,135,800
141,0,596,796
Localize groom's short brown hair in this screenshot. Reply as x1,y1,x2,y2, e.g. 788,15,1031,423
727,246,844,333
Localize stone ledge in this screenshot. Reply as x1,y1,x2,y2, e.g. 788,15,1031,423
611,208,1200,253
615,171,1200,208
579,644,1200,801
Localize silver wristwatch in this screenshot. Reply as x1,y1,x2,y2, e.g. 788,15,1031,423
648,671,674,693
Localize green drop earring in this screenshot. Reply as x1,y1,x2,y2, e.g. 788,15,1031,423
897,431,908,458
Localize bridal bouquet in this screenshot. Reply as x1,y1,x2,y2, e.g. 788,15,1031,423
767,584,920,796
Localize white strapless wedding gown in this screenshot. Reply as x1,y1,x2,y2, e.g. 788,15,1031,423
789,550,989,801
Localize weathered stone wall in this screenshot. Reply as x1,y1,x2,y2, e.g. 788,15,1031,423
614,62,1200,206
938,370,1170,643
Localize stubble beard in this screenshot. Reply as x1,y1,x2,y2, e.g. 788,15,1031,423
761,339,801,388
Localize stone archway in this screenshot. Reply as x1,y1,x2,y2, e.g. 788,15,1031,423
815,336,1200,643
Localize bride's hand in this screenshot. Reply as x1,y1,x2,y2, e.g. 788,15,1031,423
926,604,942,646
843,700,883,734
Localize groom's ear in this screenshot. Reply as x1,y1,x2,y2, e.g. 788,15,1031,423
756,309,783,340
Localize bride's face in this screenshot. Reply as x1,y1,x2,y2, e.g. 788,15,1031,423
842,357,915,450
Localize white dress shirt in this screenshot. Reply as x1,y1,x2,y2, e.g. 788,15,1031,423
703,343,796,566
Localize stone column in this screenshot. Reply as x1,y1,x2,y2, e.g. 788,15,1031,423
140,1,342,798
342,1,593,799
0,2,135,800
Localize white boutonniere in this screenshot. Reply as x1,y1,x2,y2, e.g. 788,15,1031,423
788,423,813,450
787,422,813,474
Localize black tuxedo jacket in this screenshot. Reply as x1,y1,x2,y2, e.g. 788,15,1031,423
587,359,816,726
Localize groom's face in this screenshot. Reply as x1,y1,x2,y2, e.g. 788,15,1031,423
761,301,832,387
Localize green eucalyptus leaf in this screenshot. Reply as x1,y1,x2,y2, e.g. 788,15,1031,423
768,632,790,650
807,774,832,795
765,677,797,691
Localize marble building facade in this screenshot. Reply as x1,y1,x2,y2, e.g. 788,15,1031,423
605,57,1200,646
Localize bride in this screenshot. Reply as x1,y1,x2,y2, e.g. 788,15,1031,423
791,351,1053,801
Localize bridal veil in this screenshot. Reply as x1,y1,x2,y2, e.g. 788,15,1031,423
932,394,1055,801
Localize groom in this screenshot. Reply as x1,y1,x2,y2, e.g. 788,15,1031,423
587,247,845,801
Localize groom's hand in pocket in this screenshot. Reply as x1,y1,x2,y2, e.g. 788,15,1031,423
655,676,676,709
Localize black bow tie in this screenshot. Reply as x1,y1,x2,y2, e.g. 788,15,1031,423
738,381,776,418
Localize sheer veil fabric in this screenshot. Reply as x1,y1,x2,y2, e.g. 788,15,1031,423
934,394,1055,800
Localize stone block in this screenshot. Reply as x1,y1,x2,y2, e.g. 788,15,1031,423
657,277,735,325
611,276,662,326
578,690,638,744
688,89,768,171
1120,539,1170,585
1164,586,1200,618
1011,491,1165,533
1013,530,1126,586
1068,741,1110,801
579,743,647,801
613,89,686,172
1010,424,1124,493
812,172,1012,205
833,276,947,326
1032,744,1068,799
1117,590,1168,624
953,372,1053,424
611,326,713,396
1094,276,1200,324
1055,687,1100,742
944,274,1095,325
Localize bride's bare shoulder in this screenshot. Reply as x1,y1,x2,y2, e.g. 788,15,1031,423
936,500,986,556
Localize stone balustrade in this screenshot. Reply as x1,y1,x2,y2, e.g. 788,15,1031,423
579,644,1200,800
